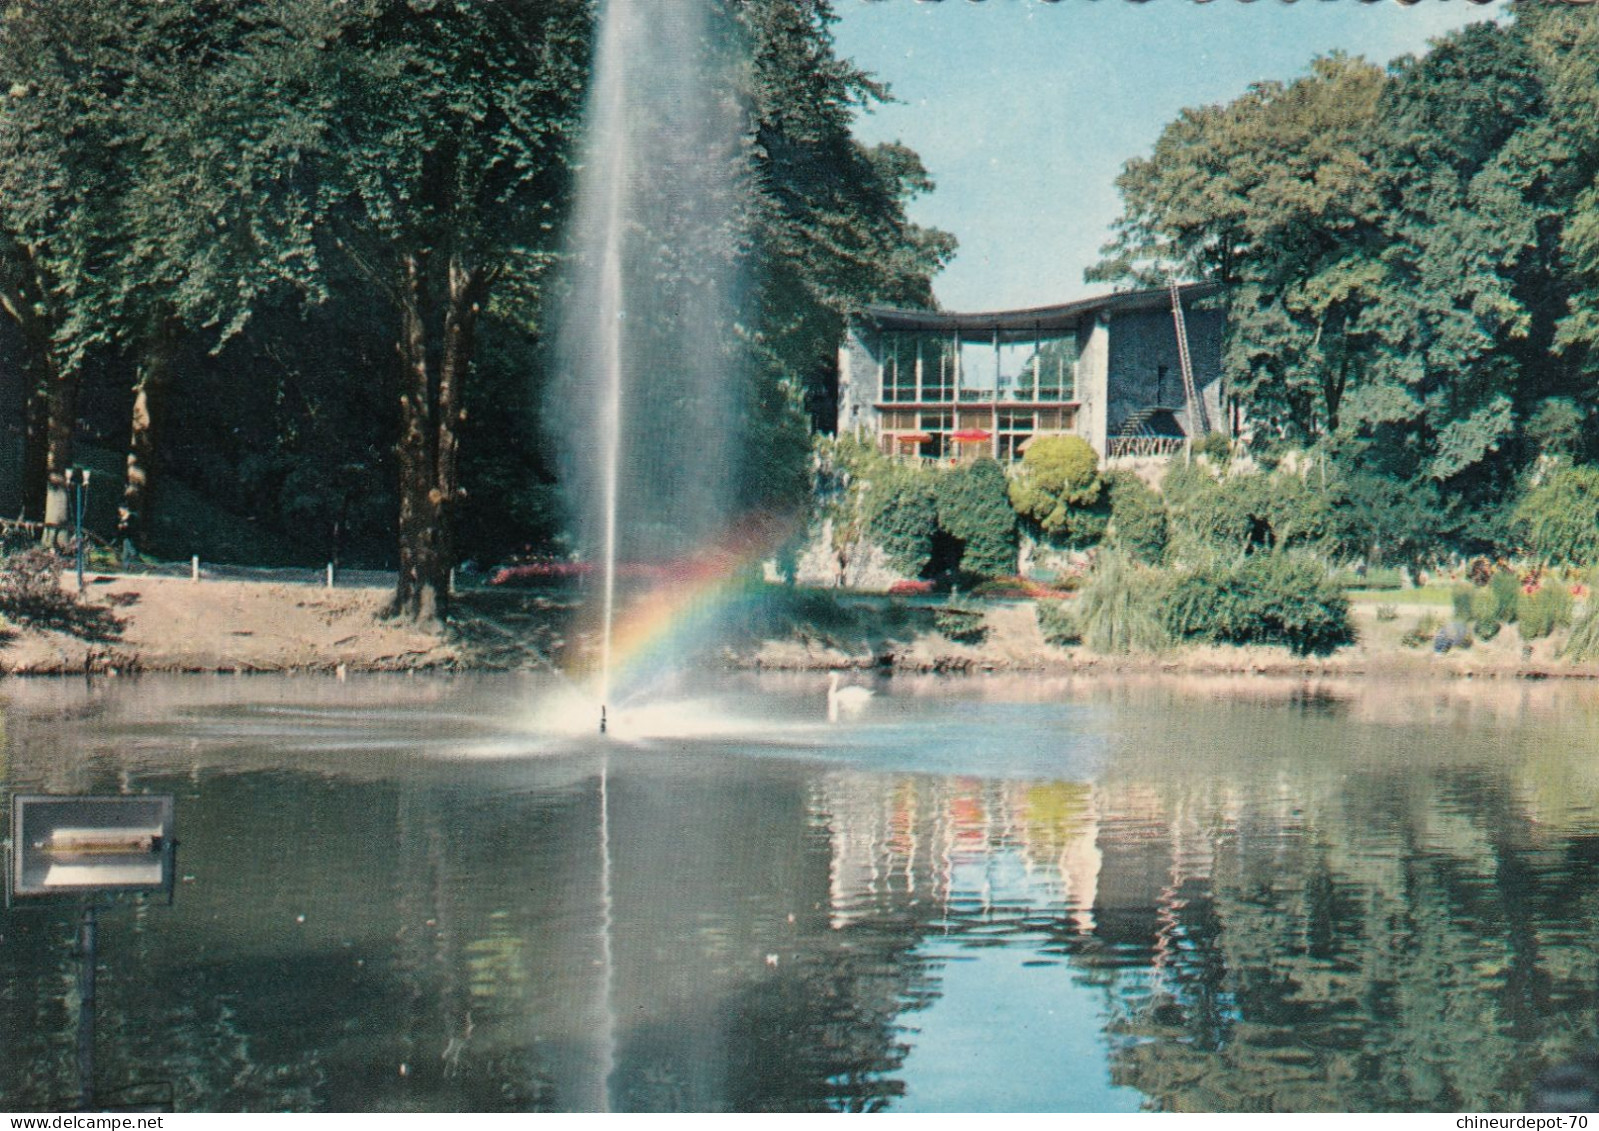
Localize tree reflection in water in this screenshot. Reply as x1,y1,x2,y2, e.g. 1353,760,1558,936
0,674,1595,1111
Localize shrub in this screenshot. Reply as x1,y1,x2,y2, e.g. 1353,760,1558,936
1363,567,1405,590
1452,587,1475,621
1035,599,1080,646
1194,432,1232,465
1076,551,1170,654
936,457,1018,579
865,467,938,576
1513,465,1599,566
1007,435,1107,546
1471,587,1504,640
1161,463,1330,560
0,548,68,615
1232,553,1352,656
934,598,988,645
1400,613,1443,648
1485,569,1522,626
1158,552,1351,656
1562,601,1599,662
1375,603,1398,621
0,548,120,639
1518,584,1573,640
1161,567,1234,640
1106,471,1168,565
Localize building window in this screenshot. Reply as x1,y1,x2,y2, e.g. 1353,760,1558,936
1031,337,1077,402
996,410,1034,462
921,410,952,458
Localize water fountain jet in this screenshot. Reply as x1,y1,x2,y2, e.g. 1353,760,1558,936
551,0,750,712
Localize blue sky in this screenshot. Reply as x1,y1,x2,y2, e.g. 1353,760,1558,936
832,0,1509,313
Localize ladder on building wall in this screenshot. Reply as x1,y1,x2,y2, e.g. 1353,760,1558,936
1168,274,1210,436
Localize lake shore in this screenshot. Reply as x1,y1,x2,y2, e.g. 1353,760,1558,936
3,573,1597,682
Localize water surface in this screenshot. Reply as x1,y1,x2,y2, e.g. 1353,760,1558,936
1,672,1596,1112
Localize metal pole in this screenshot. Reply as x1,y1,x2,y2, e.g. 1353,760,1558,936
73,470,87,591
77,905,97,1110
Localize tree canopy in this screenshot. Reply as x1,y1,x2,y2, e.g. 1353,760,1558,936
0,0,951,616
1092,9,1599,559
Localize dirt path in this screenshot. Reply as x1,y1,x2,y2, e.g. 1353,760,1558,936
5,575,1597,682
0,574,452,674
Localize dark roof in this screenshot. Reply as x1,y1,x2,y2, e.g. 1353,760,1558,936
858,281,1221,339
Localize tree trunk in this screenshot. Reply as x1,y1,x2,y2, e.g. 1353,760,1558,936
20,374,48,521
388,251,486,626
41,359,78,547
1,274,56,523
118,321,179,553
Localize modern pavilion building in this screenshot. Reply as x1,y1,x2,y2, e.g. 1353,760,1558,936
835,282,1229,462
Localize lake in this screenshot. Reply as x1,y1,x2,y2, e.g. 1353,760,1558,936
1,671,1596,1112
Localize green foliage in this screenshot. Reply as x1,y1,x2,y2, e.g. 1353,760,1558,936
1452,587,1476,621
1007,436,1107,546
1526,400,1585,462
1401,613,1444,649
1561,600,1599,662
1471,586,1505,640
934,598,988,646
936,458,1018,579
739,0,954,427
1194,433,1232,465
1490,569,1523,623
1106,472,1168,564
1514,466,1599,567
865,465,938,576
1518,583,1573,640
1321,462,1455,569
1342,567,1405,590
1075,551,1171,655
1035,599,1080,646
1161,462,1332,562
1095,13,1599,547
1160,552,1352,656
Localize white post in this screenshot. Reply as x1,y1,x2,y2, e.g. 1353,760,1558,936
191,555,199,582
326,562,334,589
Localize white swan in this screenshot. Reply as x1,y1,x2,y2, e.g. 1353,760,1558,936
827,671,874,721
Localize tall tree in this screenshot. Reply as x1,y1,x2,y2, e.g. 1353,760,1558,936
1091,54,1388,442
740,0,955,455
0,0,133,537
306,0,590,623
1094,15,1585,529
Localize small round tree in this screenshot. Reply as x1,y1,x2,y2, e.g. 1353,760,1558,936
1008,435,1107,545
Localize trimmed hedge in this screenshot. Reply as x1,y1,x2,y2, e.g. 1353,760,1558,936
1160,552,1351,656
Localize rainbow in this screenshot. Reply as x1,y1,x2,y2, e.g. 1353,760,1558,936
587,512,797,697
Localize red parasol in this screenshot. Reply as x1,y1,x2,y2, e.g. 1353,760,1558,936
951,428,992,443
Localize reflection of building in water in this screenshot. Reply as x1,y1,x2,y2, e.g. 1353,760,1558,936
815,773,1106,934
813,771,1247,954
810,762,1599,1112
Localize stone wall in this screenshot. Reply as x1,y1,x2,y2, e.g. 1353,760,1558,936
1103,302,1224,439
836,325,880,441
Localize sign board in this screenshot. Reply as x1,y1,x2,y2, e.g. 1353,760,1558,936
8,795,176,902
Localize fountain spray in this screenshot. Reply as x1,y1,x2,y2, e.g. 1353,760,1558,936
550,0,746,730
